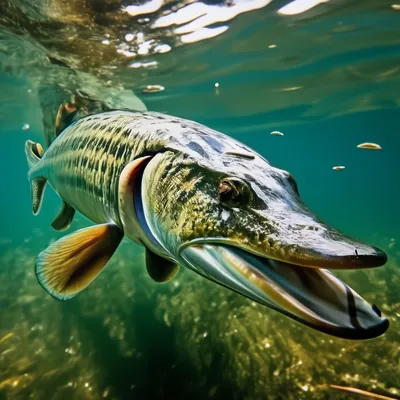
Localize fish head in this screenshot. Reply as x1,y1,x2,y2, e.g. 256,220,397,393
140,150,389,339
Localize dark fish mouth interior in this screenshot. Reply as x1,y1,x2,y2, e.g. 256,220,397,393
236,249,362,327
179,244,389,340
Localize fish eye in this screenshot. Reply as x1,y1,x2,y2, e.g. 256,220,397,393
218,177,253,205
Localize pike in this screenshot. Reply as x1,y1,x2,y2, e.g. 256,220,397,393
25,110,389,339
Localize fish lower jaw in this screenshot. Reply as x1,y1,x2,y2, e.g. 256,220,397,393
178,243,389,340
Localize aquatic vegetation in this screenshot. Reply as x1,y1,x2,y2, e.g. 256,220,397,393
1,237,398,399
0,240,145,399
155,244,400,399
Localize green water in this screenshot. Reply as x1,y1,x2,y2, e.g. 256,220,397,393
0,1,399,399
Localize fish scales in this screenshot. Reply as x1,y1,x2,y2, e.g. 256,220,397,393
29,112,145,225
28,110,262,227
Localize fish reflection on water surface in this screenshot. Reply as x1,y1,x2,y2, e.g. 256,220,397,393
25,109,389,340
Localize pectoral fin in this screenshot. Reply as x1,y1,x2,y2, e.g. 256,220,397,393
145,248,179,283
51,200,76,231
36,224,123,300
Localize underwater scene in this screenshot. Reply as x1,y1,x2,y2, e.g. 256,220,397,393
0,0,399,399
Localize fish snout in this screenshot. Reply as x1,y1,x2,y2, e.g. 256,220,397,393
261,206,387,270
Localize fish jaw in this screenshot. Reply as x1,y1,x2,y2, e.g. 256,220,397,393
178,242,389,340
137,146,388,339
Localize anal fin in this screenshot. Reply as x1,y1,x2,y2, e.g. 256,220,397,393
145,248,179,283
36,224,123,300
51,200,76,231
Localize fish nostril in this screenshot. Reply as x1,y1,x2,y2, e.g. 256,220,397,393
355,248,359,256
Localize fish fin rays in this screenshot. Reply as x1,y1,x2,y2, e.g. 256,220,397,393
51,200,76,231
145,248,179,283
35,224,123,300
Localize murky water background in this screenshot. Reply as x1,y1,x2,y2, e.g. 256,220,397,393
0,1,399,399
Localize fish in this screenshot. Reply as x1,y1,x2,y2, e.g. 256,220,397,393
357,142,382,150
142,85,165,94
271,131,284,136
332,166,345,171
25,110,389,340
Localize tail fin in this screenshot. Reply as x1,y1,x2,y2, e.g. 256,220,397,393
25,140,47,215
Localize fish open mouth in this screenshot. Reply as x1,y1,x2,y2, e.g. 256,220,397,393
179,243,389,340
